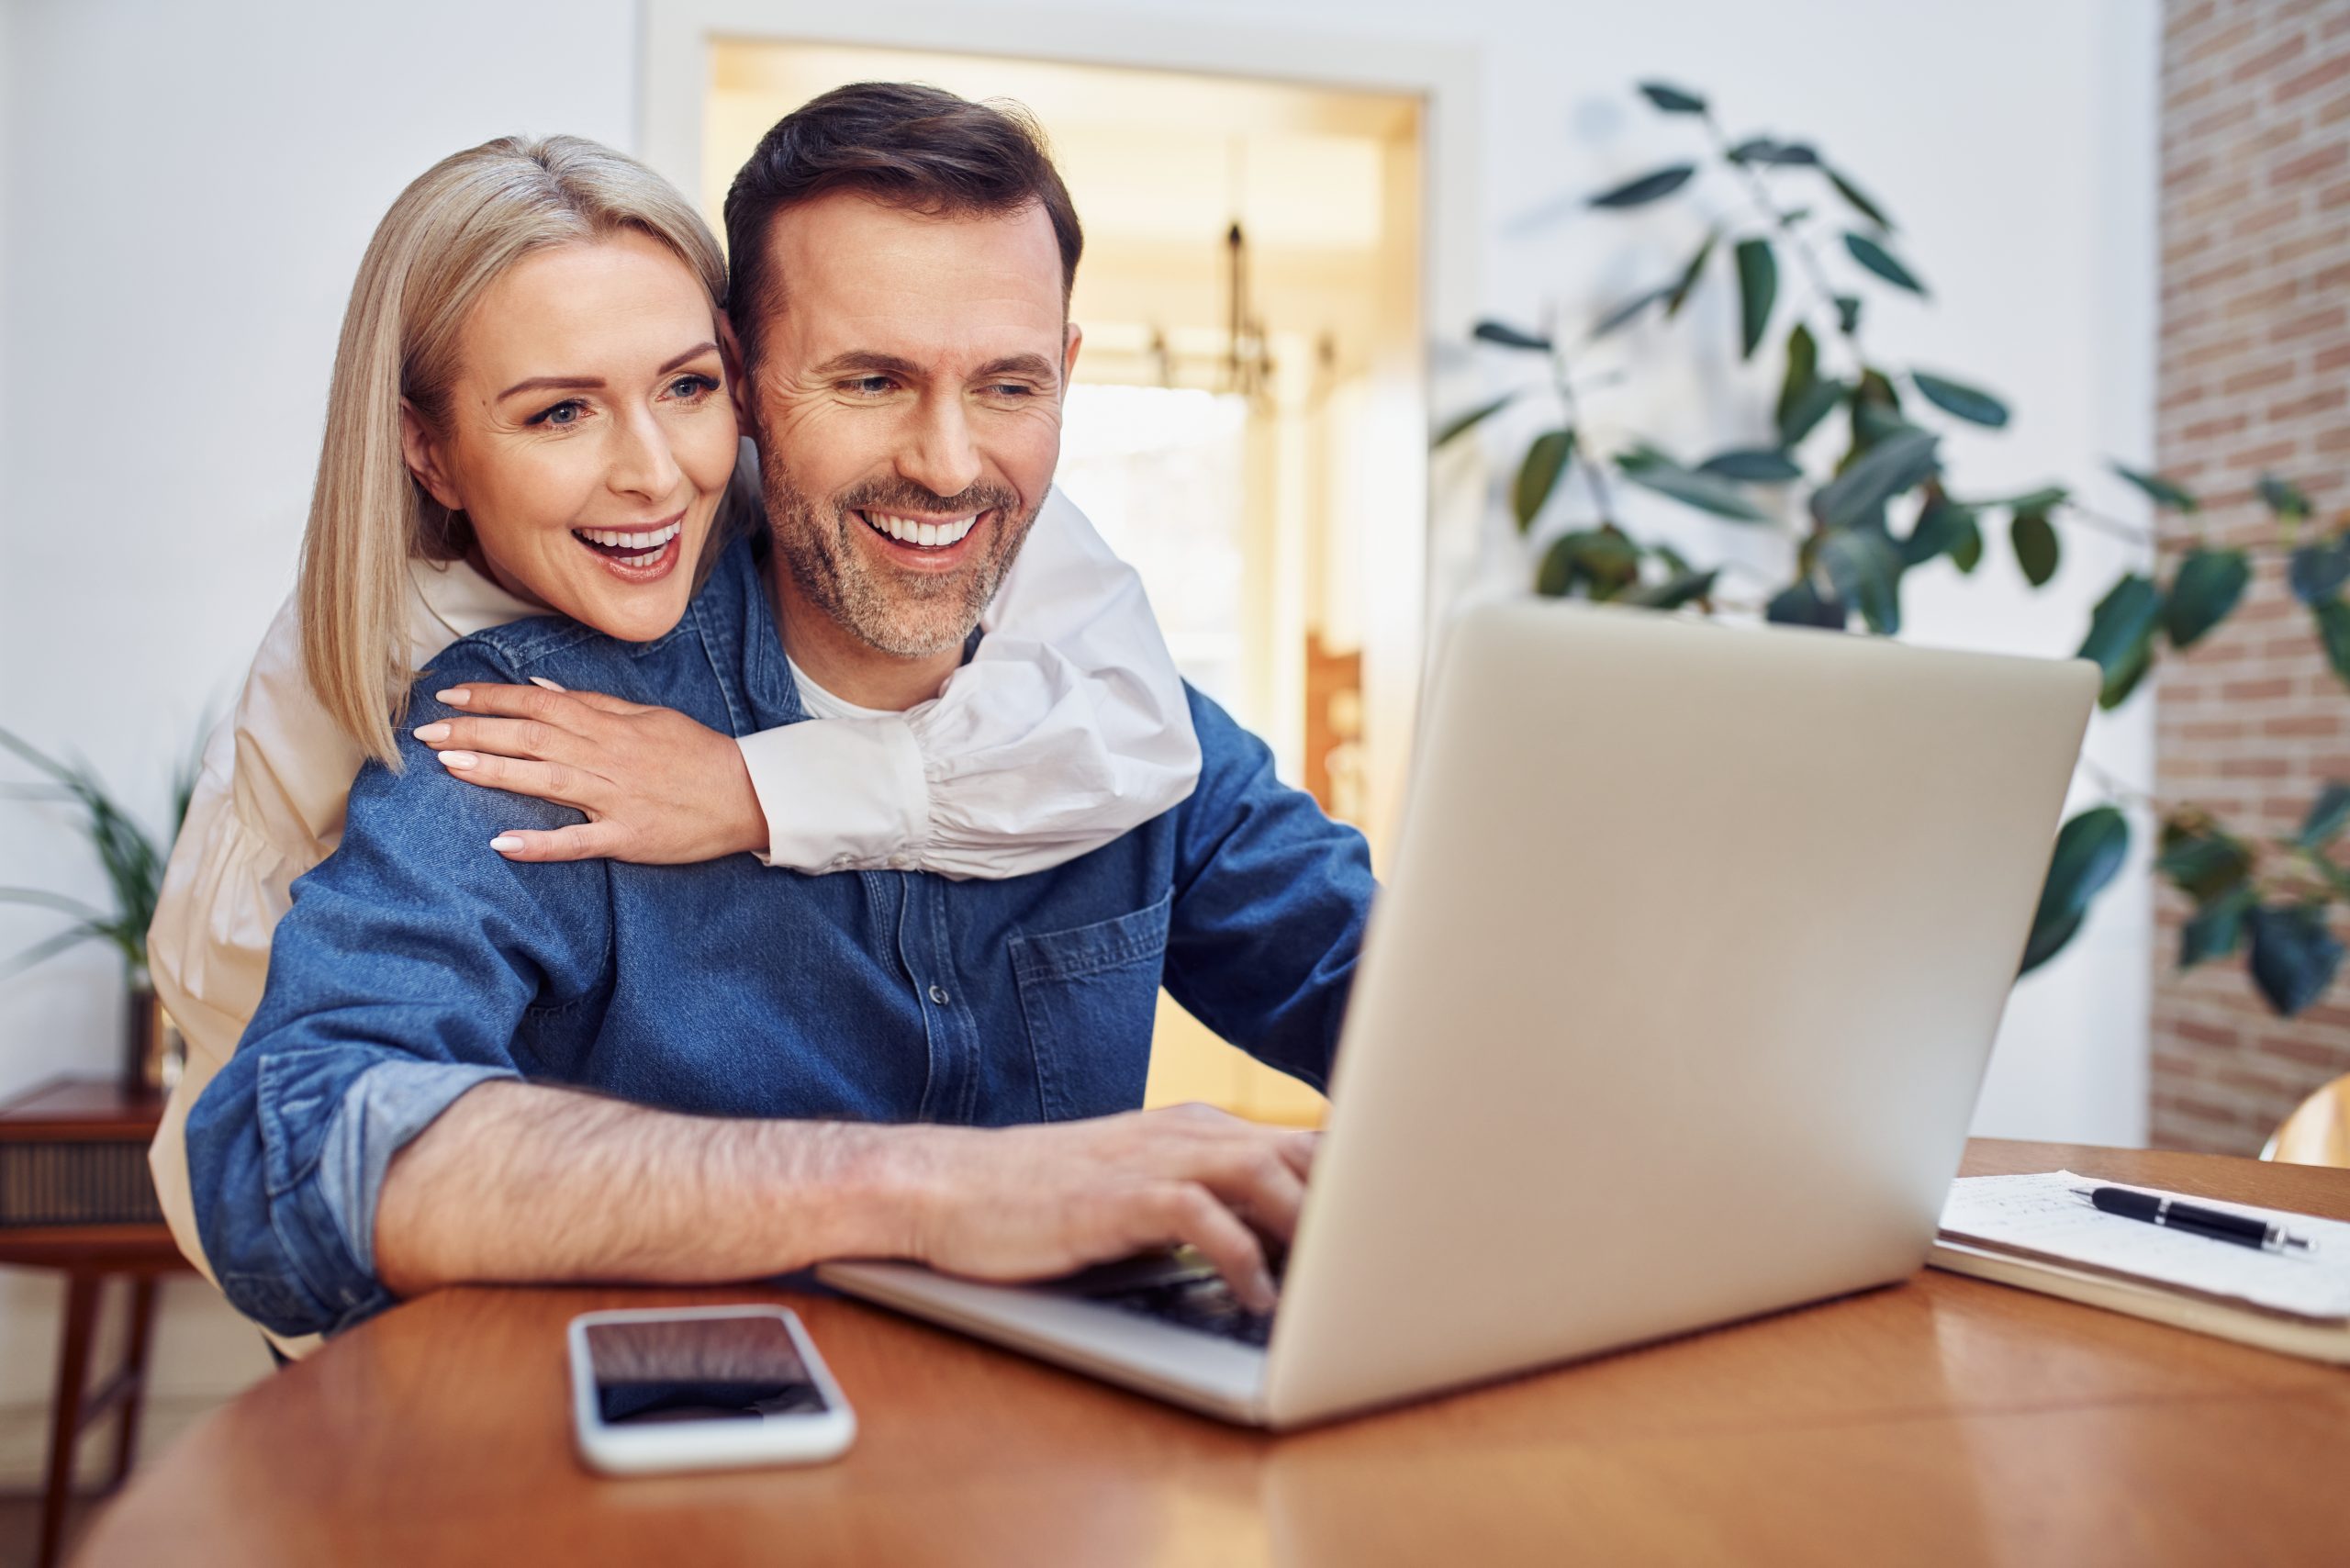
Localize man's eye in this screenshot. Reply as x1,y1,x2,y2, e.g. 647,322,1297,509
987,384,1035,398
530,399,587,427
845,376,897,396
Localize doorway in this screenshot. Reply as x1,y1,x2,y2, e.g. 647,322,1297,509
700,42,1427,1124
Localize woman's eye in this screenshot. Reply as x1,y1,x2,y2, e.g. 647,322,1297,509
530,399,587,428
668,373,718,399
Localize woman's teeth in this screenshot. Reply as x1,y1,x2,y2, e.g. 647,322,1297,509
574,521,681,565
864,511,979,548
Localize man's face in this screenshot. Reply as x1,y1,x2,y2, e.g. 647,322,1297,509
740,191,1079,658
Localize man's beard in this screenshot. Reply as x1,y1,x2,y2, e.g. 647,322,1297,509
762,458,1037,659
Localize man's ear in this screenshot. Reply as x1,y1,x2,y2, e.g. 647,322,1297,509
400,400,464,512
1060,320,1083,393
718,316,756,430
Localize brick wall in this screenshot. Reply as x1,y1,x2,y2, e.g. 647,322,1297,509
2150,0,2350,1152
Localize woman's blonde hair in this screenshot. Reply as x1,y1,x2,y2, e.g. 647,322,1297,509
300,134,751,767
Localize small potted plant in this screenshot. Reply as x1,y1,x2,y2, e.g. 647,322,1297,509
1,726,197,1094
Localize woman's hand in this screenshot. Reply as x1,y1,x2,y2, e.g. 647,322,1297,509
412,682,767,864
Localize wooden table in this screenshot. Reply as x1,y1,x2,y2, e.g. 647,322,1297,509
0,1077,191,1568
71,1141,2350,1567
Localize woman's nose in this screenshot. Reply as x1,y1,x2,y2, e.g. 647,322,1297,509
608,406,687,503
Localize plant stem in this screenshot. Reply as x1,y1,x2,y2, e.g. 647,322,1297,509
1700,113,1851,365
1550,349,1618,526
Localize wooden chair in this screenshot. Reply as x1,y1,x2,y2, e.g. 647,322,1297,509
2263,1073,2350,1167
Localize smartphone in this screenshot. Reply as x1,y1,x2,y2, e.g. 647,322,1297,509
567,1305,856,1475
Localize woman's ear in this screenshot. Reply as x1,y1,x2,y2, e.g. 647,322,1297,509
717,317,755,431
400,399,464,511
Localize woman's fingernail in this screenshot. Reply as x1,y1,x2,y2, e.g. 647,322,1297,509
412,722,450,743
439,750,478,771
488,836,522,853
529,677,566,692
1251,1269,1279,1310
436,689,472,707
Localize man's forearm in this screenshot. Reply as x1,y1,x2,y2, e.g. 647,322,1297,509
373,1080,929,1299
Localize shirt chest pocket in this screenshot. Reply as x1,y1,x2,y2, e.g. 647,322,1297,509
1009,890,1172,1122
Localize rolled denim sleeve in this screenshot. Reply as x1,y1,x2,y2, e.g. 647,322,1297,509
1162,687,1377,1091
185,644,610,1338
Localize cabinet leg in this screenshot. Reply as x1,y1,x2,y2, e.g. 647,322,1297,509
39,1271,100,1568
110,1276,159,1487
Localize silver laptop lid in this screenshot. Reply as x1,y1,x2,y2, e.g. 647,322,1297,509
1264,603,2097,1428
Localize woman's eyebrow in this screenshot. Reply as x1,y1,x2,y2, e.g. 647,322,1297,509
497,342,718,402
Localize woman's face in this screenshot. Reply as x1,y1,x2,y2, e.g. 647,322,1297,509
403,230,738,643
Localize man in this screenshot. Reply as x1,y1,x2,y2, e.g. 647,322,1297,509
186,84,1374,1339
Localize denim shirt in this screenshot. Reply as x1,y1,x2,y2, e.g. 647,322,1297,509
185,537,1375,1338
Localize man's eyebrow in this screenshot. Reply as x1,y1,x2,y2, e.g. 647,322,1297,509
810,351,925,381
497,342,719,402
973,353,1061,383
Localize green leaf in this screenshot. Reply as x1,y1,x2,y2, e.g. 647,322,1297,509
2011,510,2060,588
1639,82,1708,114
1776,324,1818,426
1910,371,2010,429
1664,230,1719,319
1734,238,1777,360
1433,392,1517,449
2301,782,2350,849
1835,294,1863,334
1697,447,1804,482
1536,527,1640,599
1982,485,2070,513
1827,166,1893,231
1845,231,1927,295
2020,807,2131,975
1513,428,1576,532
2248,905,2344,1016
2258,475,2311,523
2076,575,2163,709
1766,579,1847,628
1728,138,1818,166
2180,886,2257,969
1590,286,1670,342
1821,530,1904,634
1903,496,1978,568
0,886,108,921
2316,599,2350,689
1615,448,1774,522
1778,376,1847,448
1473,319,1552,353
2163,547,2250,649
2110,462,2199,514
1949,510,1985,573
2288,538,2350,605
1590,164,1696,208
2156,823,2252,902
1812,427,1940,531
1622,568,1721,610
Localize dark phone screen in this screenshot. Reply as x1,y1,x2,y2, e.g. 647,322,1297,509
586,1315,829,1426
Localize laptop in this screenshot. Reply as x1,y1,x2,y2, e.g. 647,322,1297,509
821,600,2098,1429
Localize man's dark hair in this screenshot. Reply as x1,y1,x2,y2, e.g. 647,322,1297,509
722,82,1084,369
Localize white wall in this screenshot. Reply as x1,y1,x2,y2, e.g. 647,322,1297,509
0,0,642,1481
0,0,2156,1478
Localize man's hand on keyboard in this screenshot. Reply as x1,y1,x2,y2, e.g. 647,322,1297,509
896,1104,1316,1313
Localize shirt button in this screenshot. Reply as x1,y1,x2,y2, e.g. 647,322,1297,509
928,984,950,1006
888,852,913,870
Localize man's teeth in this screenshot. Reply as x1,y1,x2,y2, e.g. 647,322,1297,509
576,521,681,565
865,512,978,547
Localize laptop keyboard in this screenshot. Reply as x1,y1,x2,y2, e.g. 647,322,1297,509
1055,1249,1279,1348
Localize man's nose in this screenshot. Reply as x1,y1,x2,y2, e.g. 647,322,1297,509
609,406,686,504
898,393,983,500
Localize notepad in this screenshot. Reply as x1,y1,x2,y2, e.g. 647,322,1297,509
1930,1170,2350,1361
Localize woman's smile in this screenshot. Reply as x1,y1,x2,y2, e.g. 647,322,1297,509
573,512,687,582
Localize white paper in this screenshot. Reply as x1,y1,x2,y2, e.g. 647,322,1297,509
1938,1170,2350,1323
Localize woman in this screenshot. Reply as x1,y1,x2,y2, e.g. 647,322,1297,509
149,133,1198,1349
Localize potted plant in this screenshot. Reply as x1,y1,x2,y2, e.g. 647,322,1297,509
1,726,197,1093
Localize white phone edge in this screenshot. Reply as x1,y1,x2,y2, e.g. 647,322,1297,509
567,1304,856,1475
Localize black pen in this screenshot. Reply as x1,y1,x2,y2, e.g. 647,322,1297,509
2073,1185,2317,1254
